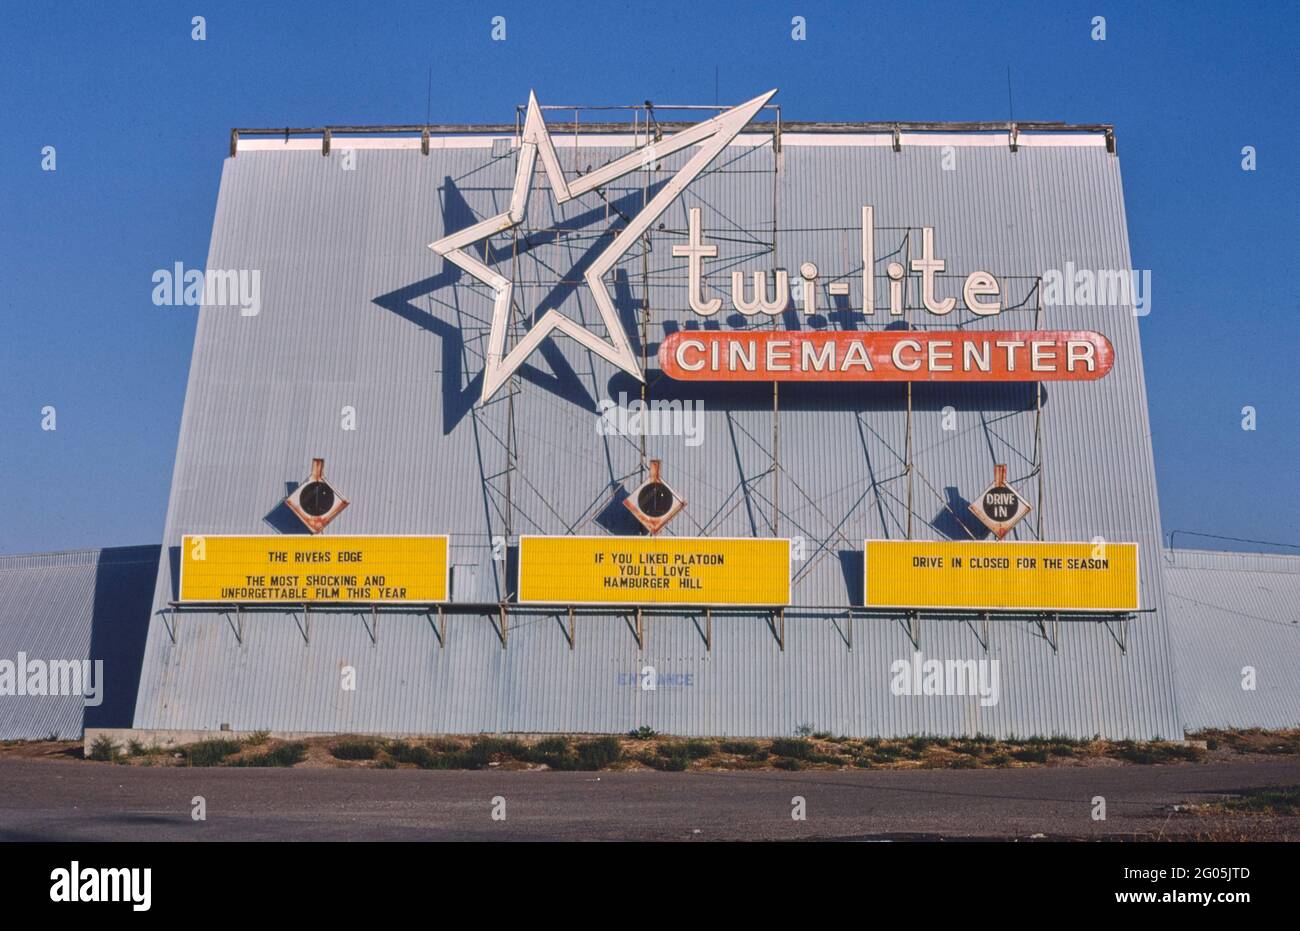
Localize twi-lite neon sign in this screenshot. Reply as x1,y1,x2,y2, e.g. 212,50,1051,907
430,88,1113,401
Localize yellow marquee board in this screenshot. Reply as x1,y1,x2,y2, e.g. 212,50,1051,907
518,536,790,606
179,535,449,603
863,540,1139,611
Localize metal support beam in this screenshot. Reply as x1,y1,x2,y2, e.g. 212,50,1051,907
568,606,575,651
1035,613,1059,653
902,611,920,650
498,605,508,649
1102,615,1129,654
706,608,712,651
429,607,444,649
293,605,310,646
225,605,243,645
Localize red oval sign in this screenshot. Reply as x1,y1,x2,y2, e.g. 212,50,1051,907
658,330,1114,382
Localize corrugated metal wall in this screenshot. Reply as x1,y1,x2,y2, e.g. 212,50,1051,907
0,546,157,739
132,128,1184,738
1165,548,1300,731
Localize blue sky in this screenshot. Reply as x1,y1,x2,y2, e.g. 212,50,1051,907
1,1,1297,554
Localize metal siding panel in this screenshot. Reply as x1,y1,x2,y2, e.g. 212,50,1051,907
0,546,156,739
1165,549,1300,730
133,135,1186,738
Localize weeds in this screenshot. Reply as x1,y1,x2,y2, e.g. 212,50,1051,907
87,734,118,761
235,742,307,767
182,739,241,767
329,740,379,761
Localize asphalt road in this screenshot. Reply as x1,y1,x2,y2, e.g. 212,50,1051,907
1,757,1297,841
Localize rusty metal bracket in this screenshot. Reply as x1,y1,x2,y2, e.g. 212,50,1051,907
892,123,901,152
322,128,332,156
421,127,430,155
1009,122,1019,152
229,129,239,158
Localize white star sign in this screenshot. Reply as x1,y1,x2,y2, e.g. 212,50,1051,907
429,88,778,404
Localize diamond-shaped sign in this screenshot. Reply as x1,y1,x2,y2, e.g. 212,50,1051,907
285,458,349,534
969,464,1031,539
623,460,685,535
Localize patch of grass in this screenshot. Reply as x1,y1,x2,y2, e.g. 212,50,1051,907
235,741,307,767
720,739,758,755
773,757,803,771
683,739,715,760
87,734,118,761
463,736,527,768
770,737,813,760
794,724,814,737
330,740,379,761
126,739,147,757
628,726,658,740
243,730,271,747
427,737,465,753
648,744,692,771
949,756,980,769
870,743,904,762
812,731,832,740
1111,742,1204,765
181,739,242,767
576,736,623,770
1187,728,1294,754
987,753,1012,766
526,737,578,771
1012,747,1049,763
1218,786,1300,815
